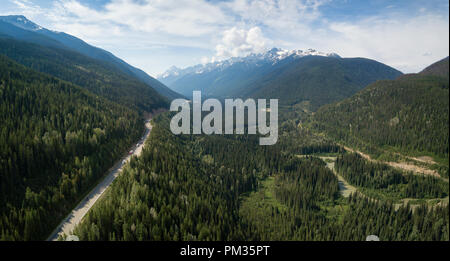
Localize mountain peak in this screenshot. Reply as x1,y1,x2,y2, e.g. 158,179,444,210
262,47,340,61
159,47,340,80
0,15,44,31
159,66,182,78
267,47,282,54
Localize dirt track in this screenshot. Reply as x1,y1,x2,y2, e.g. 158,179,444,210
340,145,443,180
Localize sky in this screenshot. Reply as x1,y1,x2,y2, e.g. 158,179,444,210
0,0,449,77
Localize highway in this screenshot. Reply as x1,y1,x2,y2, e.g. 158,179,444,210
46,119,153,241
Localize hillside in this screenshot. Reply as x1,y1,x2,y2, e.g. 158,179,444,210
420,57,449,78
0,37,167,112
313,57,449,161
159,48,402,110
0,55,145,240
0,15,181,101
0,19,66,49
242,55,403,110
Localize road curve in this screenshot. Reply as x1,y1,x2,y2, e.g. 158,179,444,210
46,119,153,241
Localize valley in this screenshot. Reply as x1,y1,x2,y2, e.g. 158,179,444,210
72,113,449,241
0,14,448,242
0,16,179,240
47,115,155,241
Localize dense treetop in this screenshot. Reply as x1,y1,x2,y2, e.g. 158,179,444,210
0,55,144,240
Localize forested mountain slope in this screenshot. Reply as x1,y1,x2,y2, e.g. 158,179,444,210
0,38,167,112
241,55,403,110
0,55,144,240
313,57,449,161
420,57,449,78
159,48,402,110
0,20,65,49
0,15,181,101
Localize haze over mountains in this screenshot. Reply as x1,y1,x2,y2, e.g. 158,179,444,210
159,48,402,110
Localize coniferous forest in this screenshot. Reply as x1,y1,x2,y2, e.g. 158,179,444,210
314,58,449,162
73,114,449,241
0,55,144,240
0,13,448,243
335,153,449,200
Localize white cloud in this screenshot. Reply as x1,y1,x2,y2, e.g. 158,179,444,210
223,0,328,36
324,14,450,72
9,0,43,17
200,56,210,64
50,0,230,37
212,26,270,61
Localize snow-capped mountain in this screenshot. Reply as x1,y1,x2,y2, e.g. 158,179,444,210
158,48,340,83
158,48,401,109
0,15,44,31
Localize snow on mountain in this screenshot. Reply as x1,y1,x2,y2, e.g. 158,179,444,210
0,15,44,31
158,48,340,80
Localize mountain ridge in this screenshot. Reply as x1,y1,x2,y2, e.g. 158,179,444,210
159,48,402,110
0,37,168,112
420,56,449,78
159,47,340,81
0,15,182,101
313,57,449,161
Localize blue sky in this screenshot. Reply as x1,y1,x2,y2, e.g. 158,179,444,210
1,0,449,76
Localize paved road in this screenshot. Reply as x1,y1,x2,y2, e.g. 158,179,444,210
46,120,153,241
